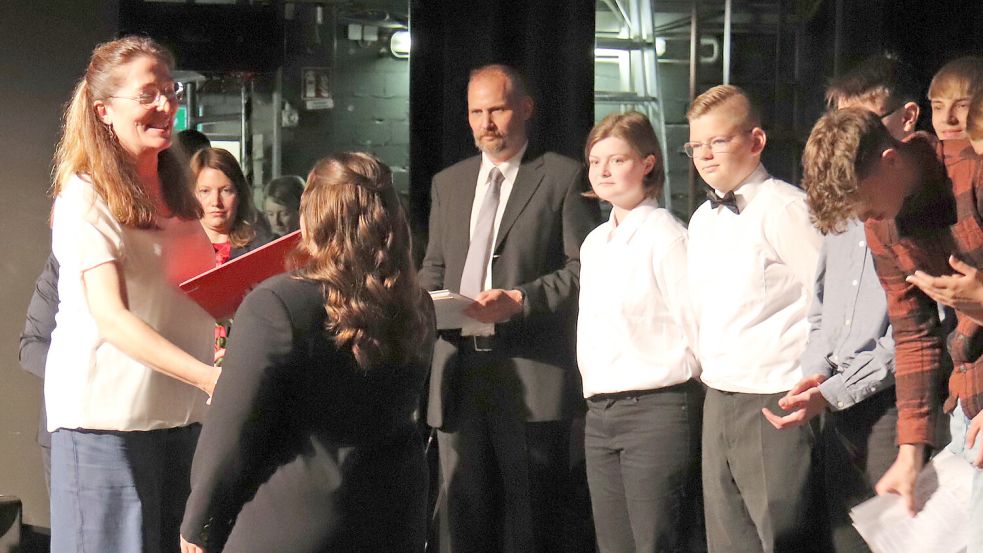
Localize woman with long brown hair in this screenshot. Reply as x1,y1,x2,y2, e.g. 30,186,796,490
180,152,435,553
46,36,219,551
190,147,274,265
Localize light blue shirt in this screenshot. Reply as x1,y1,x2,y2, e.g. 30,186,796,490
799,218,895,410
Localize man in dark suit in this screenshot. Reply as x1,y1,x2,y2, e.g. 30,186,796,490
419,64,600,553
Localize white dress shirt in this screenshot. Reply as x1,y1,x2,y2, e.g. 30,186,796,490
462,143,527,336
578,198,700,397
45,174,216,431
687,164,823,393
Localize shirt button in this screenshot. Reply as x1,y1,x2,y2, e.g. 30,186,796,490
859,240,866,247
837,401,845,408
845,319,851,326
832,354,838,362
851,280,858,286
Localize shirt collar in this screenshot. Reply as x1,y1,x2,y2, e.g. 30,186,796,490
479,142,528,186
606,197,660,243
709,163,769,213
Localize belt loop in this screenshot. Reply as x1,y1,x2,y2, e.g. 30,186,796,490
473,336,493,352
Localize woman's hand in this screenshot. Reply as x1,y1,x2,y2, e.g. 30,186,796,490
180,535,205,553
202,364,222,403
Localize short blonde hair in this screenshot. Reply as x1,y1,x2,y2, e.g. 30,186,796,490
801,108,897,235
968,91,983,141
584,111,665,199
928,56,983,100
686,84,761,128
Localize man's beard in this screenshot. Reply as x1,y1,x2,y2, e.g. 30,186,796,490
474,132,506,154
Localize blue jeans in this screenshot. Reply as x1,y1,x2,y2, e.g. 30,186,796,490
946,401,983,553
50,425,199,553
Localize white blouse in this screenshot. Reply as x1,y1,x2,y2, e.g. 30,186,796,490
45,174,216,432
687,164,823,394
577,198,699,397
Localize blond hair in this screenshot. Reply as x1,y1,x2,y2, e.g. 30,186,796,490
686,84,761,128
298,152,431,371
801,108,897,234
51,36,199,228
968,91,983,141
928,56,983,100
583,111,664,199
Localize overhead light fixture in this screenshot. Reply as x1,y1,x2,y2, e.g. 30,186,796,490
656,37,667,57
390,30,410,59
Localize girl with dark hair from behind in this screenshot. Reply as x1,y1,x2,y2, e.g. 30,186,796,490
180,152,436,553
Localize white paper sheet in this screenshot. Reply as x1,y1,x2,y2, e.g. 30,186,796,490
429,290,476,330
850,450,972,553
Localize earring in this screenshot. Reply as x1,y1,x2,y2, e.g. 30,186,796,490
106,123,116,141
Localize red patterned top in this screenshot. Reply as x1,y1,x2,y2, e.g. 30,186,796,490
866,137,983,446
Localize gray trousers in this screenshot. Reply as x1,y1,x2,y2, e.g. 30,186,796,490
702,388,823,553
585,380,705,553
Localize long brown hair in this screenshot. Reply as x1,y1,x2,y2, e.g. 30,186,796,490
190,148,260,248
298,152,430,371
51,35,199,228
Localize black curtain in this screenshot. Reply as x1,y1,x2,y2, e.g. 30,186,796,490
408,0,596,235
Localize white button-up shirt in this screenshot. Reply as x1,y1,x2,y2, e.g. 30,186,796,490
688,164,823,393
578,198,699,397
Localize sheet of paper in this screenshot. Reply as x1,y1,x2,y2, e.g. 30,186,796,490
429,290,476,330
850,450,972,553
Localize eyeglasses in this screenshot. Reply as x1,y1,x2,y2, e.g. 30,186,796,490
109,82,185,108
683,129,753,158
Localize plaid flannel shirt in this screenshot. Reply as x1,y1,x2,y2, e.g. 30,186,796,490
865,137,983,446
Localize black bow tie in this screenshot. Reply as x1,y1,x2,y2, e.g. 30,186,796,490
707,190,740,214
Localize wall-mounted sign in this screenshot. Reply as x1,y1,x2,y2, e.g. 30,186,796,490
174,106,188,132
301,67,334,110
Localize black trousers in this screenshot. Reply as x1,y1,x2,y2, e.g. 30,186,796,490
437,349,571,553
822,388,898,553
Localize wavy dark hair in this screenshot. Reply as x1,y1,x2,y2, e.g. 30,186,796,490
298,152,430,370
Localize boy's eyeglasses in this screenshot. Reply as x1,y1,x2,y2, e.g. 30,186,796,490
683,129,753,158
109,82,185,108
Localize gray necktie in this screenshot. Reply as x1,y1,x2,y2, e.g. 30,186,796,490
460,167,505,298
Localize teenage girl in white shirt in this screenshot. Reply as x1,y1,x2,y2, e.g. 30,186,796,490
578,111,703,552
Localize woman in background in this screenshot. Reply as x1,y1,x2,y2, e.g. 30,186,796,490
577,112,704,552
191,147,274,265
263,174,304,236
181,152,435,553
190,147,274,366
46,36,219,552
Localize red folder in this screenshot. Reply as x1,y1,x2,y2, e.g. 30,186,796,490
180,230,303,320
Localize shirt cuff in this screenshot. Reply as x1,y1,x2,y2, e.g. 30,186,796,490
817,375,853,411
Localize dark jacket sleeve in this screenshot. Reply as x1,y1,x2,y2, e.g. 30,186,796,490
19,253,60,379
181,284,295,549
418,177,445,292
515,160,600,328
